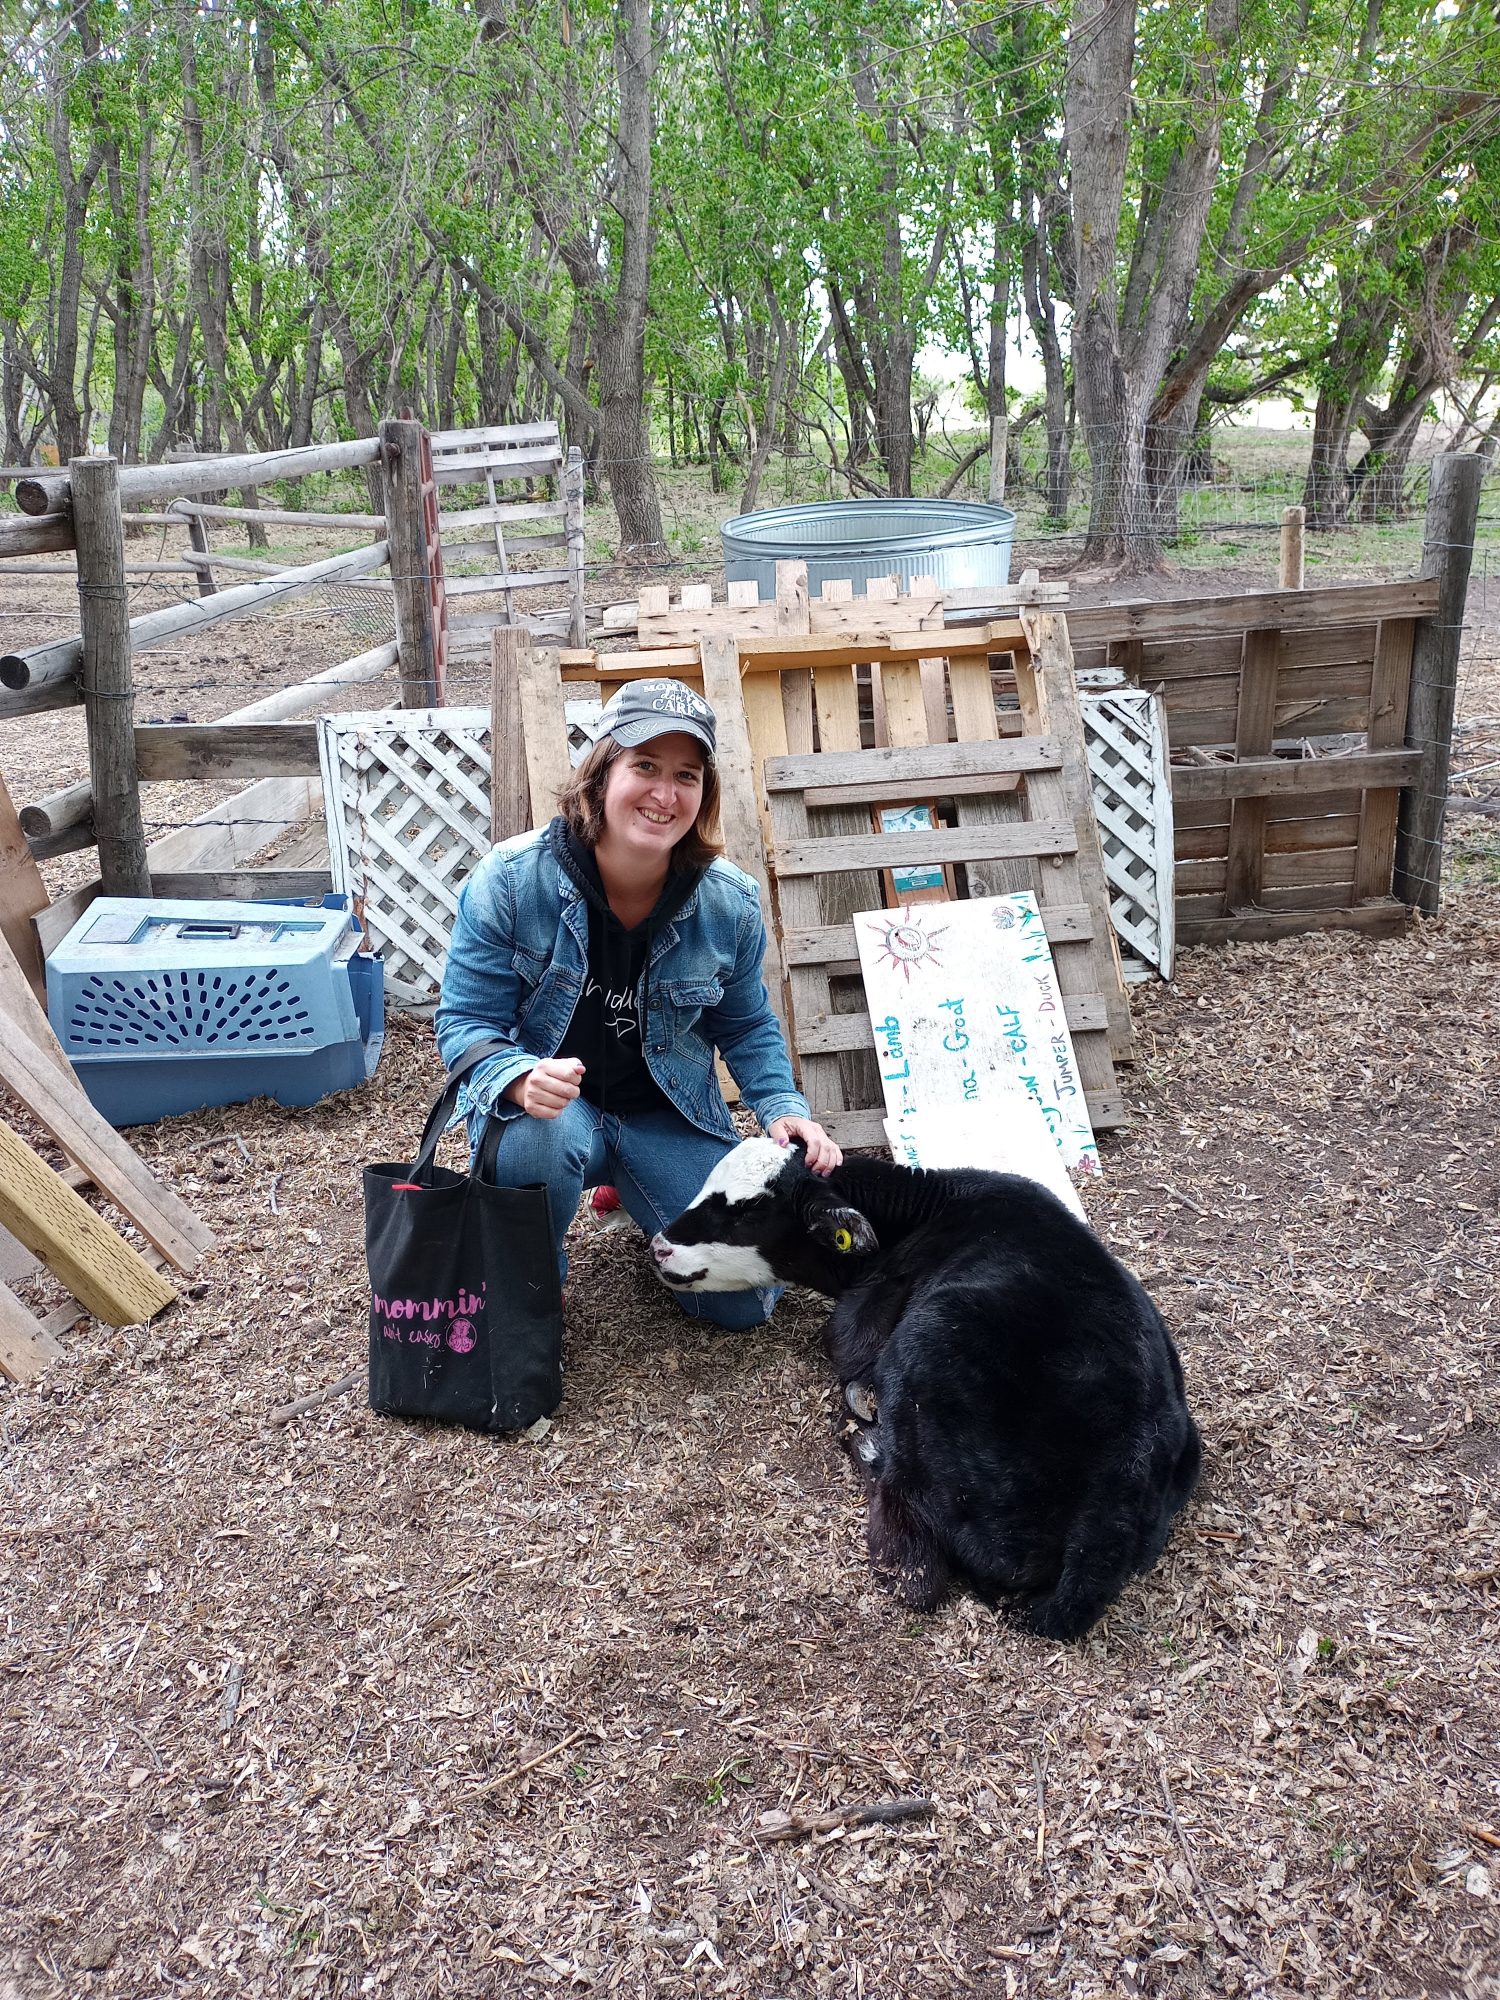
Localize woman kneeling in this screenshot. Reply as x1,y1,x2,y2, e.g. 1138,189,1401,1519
435,678,840,1329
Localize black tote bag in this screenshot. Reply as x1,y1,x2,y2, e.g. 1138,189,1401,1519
365,1042,563,1432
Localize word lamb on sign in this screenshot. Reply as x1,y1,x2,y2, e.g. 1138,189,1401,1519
853,893,1100,1187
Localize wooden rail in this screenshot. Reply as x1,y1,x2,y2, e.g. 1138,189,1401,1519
0,538,390,708
14,437,382,516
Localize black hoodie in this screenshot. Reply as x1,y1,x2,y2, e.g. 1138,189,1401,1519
548,817,705,1117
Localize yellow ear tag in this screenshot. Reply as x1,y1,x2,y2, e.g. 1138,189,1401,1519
834,1226,854,1252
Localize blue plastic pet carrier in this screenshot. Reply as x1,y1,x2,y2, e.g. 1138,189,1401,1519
45,895,384,1127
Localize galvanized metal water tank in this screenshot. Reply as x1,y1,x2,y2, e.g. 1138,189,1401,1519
720,497,1016,597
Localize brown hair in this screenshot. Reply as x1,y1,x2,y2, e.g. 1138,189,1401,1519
556,733,724,871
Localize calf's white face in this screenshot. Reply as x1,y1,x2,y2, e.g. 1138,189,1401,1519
650,1138,790,1291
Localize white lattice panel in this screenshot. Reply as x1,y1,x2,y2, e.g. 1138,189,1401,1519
1081,688,1176,980
318,708,492,1001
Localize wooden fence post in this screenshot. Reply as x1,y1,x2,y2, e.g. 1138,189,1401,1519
380,417,441,707
1393,452,1484,914
185,510,218,596
72,455,150,897
490,627,533,843
987,412,1008,506
1279,506,1304,589
564,446,587,647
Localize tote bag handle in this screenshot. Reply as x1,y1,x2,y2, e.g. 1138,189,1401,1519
406,1038,513,1186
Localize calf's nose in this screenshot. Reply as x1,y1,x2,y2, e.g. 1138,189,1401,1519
650,1233,673,1265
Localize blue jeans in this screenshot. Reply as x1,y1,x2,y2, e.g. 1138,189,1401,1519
475,1099,780,1331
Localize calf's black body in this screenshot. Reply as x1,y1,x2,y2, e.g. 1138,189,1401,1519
655,1146,1201,1640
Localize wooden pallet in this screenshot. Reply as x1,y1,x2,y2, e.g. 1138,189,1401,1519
1065,581,1437,945
500,571,1131,1135
0,925,214,1382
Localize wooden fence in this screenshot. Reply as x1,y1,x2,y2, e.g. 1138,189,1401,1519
3,450,1483,979
0,417,589,918
1065,578,1439,945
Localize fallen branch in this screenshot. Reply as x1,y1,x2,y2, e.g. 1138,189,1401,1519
1159,1767,1268,1976
755,1795,934,1842
268,1369,363,1426
467,1723,598,1801
220,1658,245,1734
1153,1182,1208,1218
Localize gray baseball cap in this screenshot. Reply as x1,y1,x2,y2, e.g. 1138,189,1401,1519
592,678,717,761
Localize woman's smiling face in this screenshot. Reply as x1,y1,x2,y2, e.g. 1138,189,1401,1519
599,731,706,860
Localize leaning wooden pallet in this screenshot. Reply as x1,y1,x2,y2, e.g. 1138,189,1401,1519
0,924,214,1382
500,582,1132,1134
0,1119,177,1333
721,604,1133,1074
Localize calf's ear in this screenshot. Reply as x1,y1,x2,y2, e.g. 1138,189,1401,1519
806,1202,878,1256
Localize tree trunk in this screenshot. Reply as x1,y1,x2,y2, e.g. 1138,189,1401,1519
177,1,231,456
593,312,662,555
738,292,795,517
1064,0,1145,564
438,283,465,431
45,71,105,460
1021,213,1072,521
1065,0,1241,571
1350,398,1431,520
581,0,664,553
2,334,28,463
1301,272,1398,527
291,302,324,447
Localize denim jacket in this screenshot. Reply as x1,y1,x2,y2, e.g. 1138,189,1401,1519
435,824,809,1141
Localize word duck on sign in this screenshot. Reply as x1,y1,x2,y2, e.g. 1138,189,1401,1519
854,894,1100,1179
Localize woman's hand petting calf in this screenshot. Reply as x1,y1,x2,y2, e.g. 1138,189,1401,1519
767,1115,842,1176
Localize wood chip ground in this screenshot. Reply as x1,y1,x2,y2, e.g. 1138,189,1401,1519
1,549,1497,1997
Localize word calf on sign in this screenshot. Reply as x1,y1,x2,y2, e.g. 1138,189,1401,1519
854,891,1099,1187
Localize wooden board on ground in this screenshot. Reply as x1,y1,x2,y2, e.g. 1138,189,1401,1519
0,1118,177,1328
0,1280,69,1384
0,925,81,1295
0,924,73,1076
0,1024,213,1272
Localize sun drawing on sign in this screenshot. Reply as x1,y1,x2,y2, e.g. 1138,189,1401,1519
864,909,947,982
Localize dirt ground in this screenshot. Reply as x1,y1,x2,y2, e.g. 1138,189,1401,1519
1,525,1498,1998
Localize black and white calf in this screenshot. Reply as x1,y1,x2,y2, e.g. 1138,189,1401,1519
652,1139,1201,1642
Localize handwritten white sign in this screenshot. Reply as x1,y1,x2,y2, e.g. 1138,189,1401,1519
854,892,1101,1179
